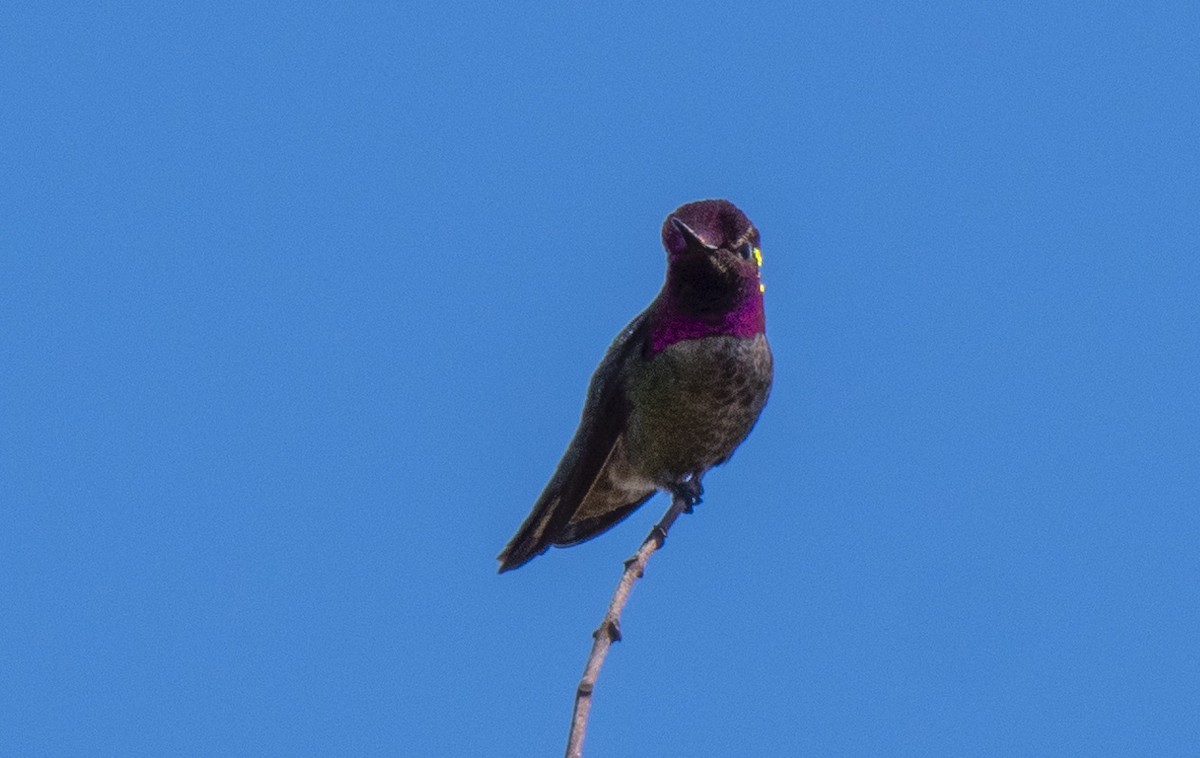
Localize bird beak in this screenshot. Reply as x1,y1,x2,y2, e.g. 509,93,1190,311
670,217,718,254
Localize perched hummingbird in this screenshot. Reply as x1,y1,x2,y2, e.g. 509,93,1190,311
497,199,773,572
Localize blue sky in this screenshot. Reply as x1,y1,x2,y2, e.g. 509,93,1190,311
3,2,1198,755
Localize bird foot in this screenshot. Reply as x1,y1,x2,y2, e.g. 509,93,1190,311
670,478,704,512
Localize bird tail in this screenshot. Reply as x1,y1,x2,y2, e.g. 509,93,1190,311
497,493,561,573
497,490,656,573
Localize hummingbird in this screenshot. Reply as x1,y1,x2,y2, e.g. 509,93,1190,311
497,199,773,572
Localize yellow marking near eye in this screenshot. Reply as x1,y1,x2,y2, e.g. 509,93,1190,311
753,247,763,267
759,282,766,293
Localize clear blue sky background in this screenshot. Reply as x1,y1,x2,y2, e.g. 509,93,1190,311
3,2,1198,756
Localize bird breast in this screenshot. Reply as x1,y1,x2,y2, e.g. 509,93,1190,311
625,333,773,485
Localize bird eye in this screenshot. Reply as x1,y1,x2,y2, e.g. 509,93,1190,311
738,242,755,261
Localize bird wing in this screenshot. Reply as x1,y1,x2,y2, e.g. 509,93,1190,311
497,311,651,572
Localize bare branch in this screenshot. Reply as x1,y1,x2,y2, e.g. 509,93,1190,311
564,492,693,758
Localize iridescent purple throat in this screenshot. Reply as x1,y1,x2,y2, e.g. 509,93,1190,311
647,277,765,356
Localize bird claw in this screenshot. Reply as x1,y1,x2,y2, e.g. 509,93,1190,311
671,478,704,511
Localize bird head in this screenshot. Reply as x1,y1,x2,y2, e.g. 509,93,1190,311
659,199,764,317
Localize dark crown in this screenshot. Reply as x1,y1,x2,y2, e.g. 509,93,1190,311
661,199,756,256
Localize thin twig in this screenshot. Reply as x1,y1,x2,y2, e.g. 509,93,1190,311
564,492,693,758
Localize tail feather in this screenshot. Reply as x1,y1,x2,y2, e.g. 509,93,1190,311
554,492,654,547
497,488,657,573
497,493,561,573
